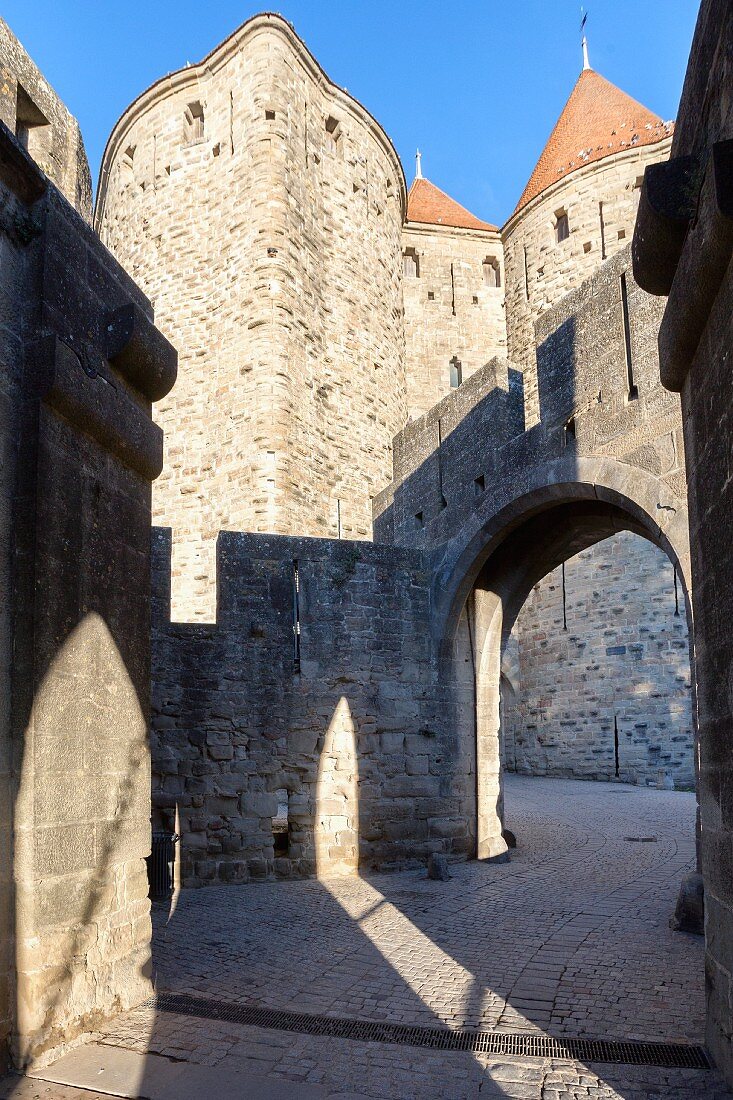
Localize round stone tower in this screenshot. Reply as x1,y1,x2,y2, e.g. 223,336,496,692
96,13,407,618
502,58,672,426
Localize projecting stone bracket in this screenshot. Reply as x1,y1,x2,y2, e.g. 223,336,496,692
30,334,166,480
105,302,178,403
632,154,703,296
633,139,733,391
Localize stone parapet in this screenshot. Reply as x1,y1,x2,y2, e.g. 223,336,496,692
151,528,481,885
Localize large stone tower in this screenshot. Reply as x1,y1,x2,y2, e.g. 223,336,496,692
499,56,689,789
96,14,407,619
502,58,672,426
401,171,507,419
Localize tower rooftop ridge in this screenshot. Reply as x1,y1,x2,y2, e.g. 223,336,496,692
512,67,673,217
407,177,498,233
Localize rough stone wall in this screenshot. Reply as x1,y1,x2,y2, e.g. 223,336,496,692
0,122,175,1069
401,222,506,419
503,139,671,428
151,529,477,885
631,0,733,1082
96,14,407,621
504,531,694,787
0,19,91,220
0,124,36,1075
376,249,682,557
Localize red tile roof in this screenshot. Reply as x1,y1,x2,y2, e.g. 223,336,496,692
407,177,497,232
514,68,673,216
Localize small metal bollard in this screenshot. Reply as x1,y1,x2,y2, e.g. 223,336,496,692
147,830,179,900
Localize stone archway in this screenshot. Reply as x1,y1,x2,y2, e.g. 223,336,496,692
435,468,693,864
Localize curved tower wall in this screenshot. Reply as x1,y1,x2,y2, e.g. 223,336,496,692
97,15,407,619
503,140,671,427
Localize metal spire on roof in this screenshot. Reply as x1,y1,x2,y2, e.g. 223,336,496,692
581,8,591,69
415,149,423,179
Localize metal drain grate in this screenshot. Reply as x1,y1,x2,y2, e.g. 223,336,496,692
148,992,711,1070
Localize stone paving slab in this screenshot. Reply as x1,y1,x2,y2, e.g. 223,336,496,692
139,776,706,1043
2,777,729,1100
27,1042,324,1099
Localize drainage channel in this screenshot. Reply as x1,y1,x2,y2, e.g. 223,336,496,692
149,992,711,1070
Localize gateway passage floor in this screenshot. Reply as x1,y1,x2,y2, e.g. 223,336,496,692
8,776,730,1099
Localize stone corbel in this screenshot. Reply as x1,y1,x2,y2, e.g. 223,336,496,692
105,302,178,402
30,334,166,480
633,140,733,392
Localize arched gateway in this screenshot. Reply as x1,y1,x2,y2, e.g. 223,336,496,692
373,250,693,864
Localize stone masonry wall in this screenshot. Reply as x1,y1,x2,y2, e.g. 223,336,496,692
401,221,506,419
503,139,671,428
151,530,476,886
0,19,91,220
0,119,176,1068
630,0,733,1080
97,14,407,621
504,531,694,787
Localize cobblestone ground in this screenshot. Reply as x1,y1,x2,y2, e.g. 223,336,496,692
5,777,731,1098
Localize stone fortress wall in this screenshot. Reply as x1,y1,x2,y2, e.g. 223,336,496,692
150,530,478,885
494,84,680,781
501,138,669,429
0,20,177,1069
401,220,507,419
96,14,408,621
95,10,692,786
0,18,92,221
502,532,693,787
4,2,732,1083
503,140,672,427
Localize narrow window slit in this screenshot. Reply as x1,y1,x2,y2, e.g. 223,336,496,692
437,418,447,509
562,562,568,631
555,209,569,243
292,560,301,670
614,716,620,778
620,272,638,399
673,568,680,617
403,247,419,278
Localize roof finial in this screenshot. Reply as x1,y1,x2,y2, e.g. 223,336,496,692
415,148,423,180
581,8,591,69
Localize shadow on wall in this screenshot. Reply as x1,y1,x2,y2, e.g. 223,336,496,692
149,529,477,888
315,696,359,877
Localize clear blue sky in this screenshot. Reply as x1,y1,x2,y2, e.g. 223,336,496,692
4,0,698,225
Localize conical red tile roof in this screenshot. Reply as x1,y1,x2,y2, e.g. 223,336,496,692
513,68,673,216
407,177,497,232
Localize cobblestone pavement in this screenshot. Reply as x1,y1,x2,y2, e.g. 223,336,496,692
5,777,731,1098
